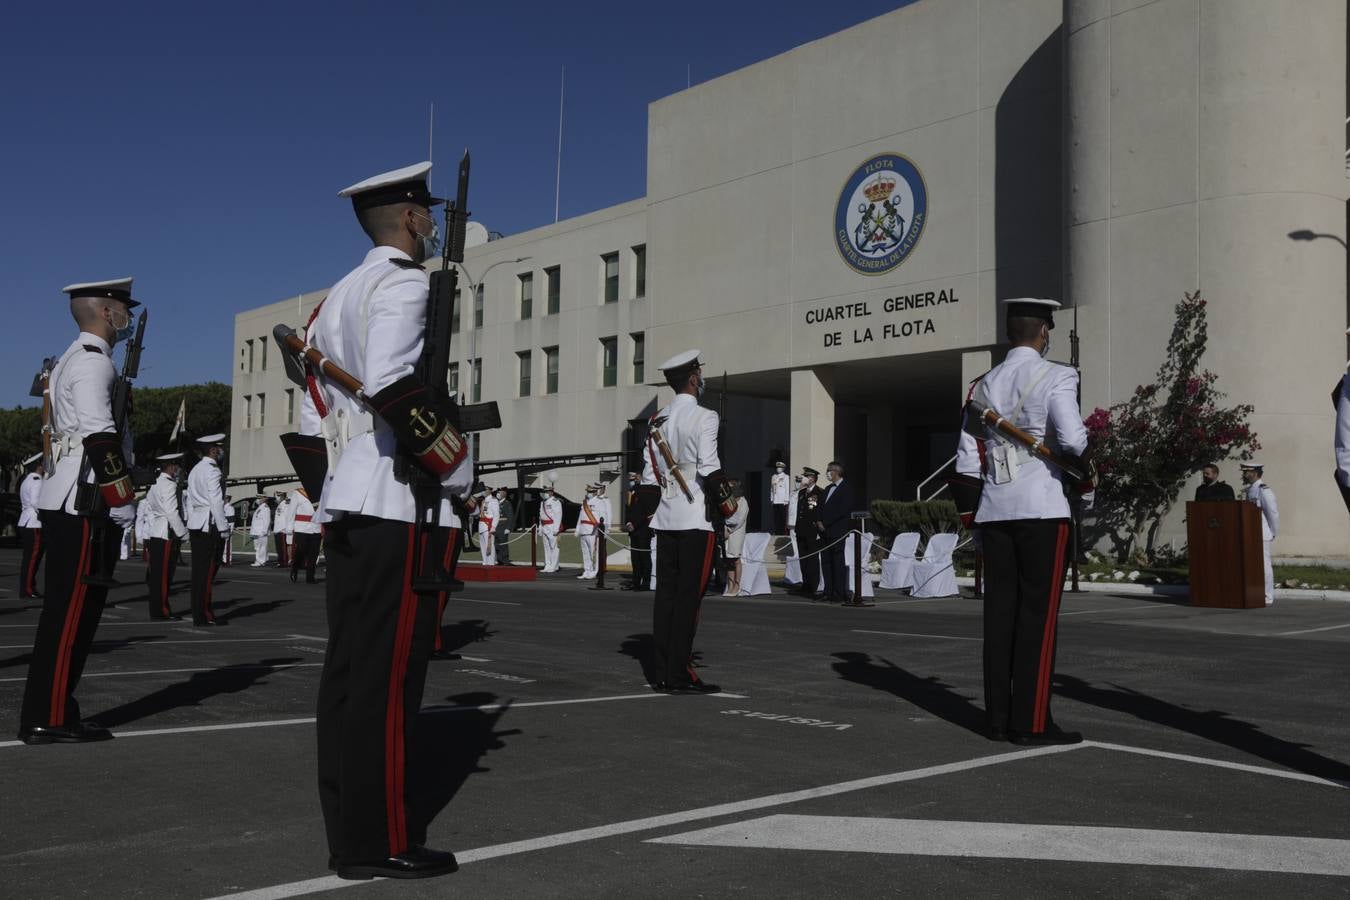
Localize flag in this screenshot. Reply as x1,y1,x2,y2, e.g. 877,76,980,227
168,397,186,443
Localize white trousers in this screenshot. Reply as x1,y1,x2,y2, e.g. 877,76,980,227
479,526,495,566
120,526,134,560
1263,540,1274,605
579,531,596,577
253,536,269,566
541,529,560,572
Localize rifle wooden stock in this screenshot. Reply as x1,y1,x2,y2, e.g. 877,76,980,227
648,419,695,503
975,404,1090,484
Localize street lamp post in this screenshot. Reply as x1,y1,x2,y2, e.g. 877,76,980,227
458,256,531,402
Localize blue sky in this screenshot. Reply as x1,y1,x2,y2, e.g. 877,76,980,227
0,0,912,407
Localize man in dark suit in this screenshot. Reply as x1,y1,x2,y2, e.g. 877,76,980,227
816,460,857,603
625,471,655,591
1194,463,1236,502
793,467,825,598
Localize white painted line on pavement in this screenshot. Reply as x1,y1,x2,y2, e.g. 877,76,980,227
0,690,748,750
1083,740,1349,789
1059,604,1167,617
851,629,981,642
455,597,521,606
0,638,329,650
1272,622,1350,637
646,814,1350,876
286,634,327,642
218,579,273,585
0,621,186,628
0,662,322,684
205,744,1079,900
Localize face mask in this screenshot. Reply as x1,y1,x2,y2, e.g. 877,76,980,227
1040,330,1051,360
694,374,706,399
111,308,134,344
412,211,441,262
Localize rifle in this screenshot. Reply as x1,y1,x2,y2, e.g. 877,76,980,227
29,356,57,472
966,398,1095,487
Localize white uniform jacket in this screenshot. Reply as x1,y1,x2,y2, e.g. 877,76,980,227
955,347,1087,523
273,498,292,534
786,486,800,528
1246,479,1279,540
143,473,188,541
185,457,229,532
18,473,42,528
289,490,321,535
38,332,118,514
641,393,721,533
223,502,236,531
1336,368,1350,488
539,496,563,534
304,245,473,525
575,496,601,535
250,504,272,537
478,496,500,533
135,492,152,536
770,472,791,505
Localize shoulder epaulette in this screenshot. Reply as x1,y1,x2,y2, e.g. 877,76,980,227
82,344,103,353
389,258,423,270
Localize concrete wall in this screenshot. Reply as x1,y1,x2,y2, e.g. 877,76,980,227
1065,0,1348,556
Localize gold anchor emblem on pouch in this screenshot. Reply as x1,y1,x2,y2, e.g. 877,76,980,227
102,452,124,477
409,406,440,440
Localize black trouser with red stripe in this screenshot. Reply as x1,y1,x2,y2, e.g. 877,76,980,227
979,518,1071,734
291,532,322,582
652,528,717,688
20,511,109,728
19,526,44,597
318,516,440,864
274,533,289,567
146,538,175,618
189,528,220,625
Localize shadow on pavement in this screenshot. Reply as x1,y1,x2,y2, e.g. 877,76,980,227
0,604,43,617
411,691,519,839
439,619,495,653
1054,674,1350,784
831,651,988,737
0,634,166,670
215,598,292,624
619,633,661,685
89,656,305,728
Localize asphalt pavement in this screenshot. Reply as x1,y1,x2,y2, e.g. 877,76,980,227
1,550,1348,898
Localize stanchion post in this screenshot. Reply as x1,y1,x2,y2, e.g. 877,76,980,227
590,519,612,591
531,520,538,569
974,547,983,599
852,529,862,601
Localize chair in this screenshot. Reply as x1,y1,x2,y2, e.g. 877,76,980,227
911,532,960,598
843,532,876,599
880,532,921,590
738,533,772,596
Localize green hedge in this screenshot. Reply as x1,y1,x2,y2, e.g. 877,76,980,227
869,499,962,544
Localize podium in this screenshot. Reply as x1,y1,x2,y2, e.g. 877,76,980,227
1186,501,1264,609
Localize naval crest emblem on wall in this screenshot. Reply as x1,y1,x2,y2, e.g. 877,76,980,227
834,153,927,276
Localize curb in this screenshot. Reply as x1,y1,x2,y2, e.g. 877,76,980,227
953,576,1350,603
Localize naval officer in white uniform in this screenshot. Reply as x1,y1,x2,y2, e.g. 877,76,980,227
1241,461,1279,605
17,453,45,599
301,160,470,880
184,433,229,626
143,453,188,619
956,299,1089,746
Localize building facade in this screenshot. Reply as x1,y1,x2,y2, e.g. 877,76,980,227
231,0,1348,554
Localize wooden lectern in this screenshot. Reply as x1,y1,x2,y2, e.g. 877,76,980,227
1186,501,1264,609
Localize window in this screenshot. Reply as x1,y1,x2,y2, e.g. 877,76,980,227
602,252,619,304
517,350,532,397
257,392,266,428
239,343,248,373
474,284,484,329
448,362,459,397
285,388,295,425
633,244,646,298
544,346,559,394
546,266,561,314
519,273,533,320
631,332,645,383
471,358,482,402
600,336,618,387
451,289,461,334
245,340,254,373
244,395,252,429
258,336,268,371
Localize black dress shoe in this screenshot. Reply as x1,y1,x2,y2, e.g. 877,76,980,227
290,569,298,583
431,649,462,661
668,681,722,695
1009,725,1082,746
651,681,670,692
18,721,114,744
985,726,1009,742
336,846,458,880
195,620,227,628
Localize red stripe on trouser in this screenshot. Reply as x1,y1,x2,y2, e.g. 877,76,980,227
24,530,42,594
1032,523,1070,732
686,532,716,683
51,519,92,725
161,545,171,616
384,526,418,855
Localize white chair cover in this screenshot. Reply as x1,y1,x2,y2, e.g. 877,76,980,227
911,532,960,598
843,532,876,598
738,532,772,596
785,556,803,585
879,532,921,590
